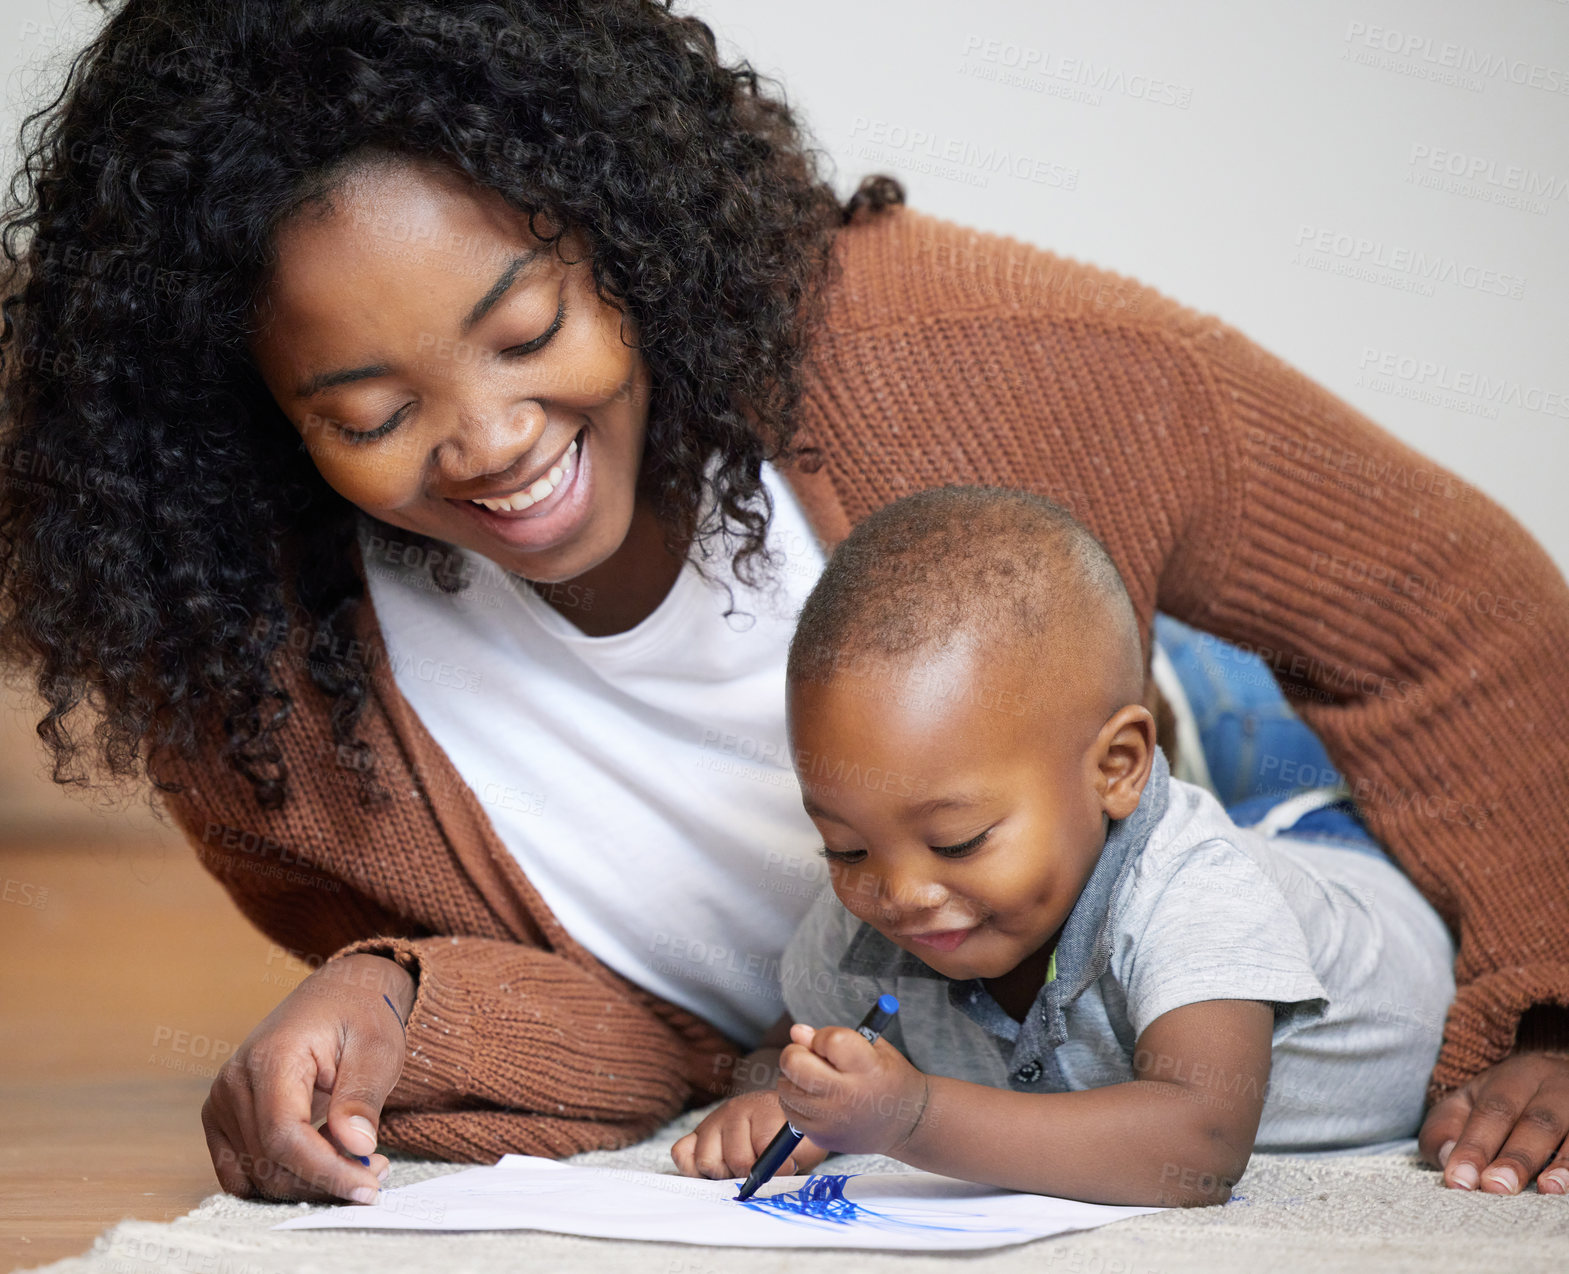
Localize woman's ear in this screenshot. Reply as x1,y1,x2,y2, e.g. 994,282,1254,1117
1093,704,1157,821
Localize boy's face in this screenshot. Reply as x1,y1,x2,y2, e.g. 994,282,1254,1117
788,642,1151,985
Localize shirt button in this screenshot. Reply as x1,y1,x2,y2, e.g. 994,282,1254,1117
1013,1060,1043,1085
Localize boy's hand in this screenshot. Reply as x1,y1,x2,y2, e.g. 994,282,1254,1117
671,1091,828,1180
776,1022,929,1156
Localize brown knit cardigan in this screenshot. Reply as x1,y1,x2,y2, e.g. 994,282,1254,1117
153,205,1569,1163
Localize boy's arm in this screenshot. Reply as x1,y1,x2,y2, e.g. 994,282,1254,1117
779,999,1274,1207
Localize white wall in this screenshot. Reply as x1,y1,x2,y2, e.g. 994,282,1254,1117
4,0,1567,574
689,0,1569,576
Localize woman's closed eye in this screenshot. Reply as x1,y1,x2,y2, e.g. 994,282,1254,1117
339,298,569,444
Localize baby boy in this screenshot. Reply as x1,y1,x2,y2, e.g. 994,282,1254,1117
671,485,1455,1206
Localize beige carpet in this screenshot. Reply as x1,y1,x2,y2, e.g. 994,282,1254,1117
22,1104,1565,1274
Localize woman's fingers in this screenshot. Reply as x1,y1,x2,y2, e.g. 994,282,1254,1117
1417,1085,1471,1170
1426,1056,1569,1193
1475,1070,1569,1194
252,1051,385,1202
200,1093,256,1199
321,1015,406,1166
1539,1144,1569,1194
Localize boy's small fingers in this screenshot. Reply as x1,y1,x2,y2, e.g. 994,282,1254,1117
779,1050,835,1097
691,1131,731,1181
812,1026,875,1071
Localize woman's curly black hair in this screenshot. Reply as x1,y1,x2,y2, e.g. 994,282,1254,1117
0,0,906,813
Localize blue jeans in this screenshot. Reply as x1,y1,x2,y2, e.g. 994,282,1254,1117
1154,612,1390,863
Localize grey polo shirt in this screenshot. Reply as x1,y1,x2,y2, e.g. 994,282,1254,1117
779,747,1456,1151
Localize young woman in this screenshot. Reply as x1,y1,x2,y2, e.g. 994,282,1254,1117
2,0,1565,1207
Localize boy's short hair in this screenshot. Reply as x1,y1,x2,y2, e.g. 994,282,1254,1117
788,485,1143,704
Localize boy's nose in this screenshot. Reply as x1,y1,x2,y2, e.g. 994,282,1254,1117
873,868,948,919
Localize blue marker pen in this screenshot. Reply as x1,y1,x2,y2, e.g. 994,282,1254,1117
734,993,900,1202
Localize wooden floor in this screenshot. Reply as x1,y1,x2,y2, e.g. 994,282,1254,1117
0,833,306,1272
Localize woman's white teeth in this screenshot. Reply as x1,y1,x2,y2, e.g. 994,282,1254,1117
471,438,578,511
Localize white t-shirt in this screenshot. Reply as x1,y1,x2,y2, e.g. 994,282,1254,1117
357,462,830,1044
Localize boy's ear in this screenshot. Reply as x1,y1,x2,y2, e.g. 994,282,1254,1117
1094,705,1157,820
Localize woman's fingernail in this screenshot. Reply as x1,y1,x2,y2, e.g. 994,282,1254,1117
348,1186,378,1205
1482,1166,1518,1194
1540,1169,1569,1194
1449,1162,1479,1191
347,1115,377,1152
377,1165,390,1183
1437,1140,1455,1168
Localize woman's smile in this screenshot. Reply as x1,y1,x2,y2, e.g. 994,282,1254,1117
447,426,595,552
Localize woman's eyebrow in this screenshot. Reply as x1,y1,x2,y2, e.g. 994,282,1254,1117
293,249,548,399
459,248,548,335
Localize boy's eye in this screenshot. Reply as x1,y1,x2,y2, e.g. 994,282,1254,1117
818,846,866,865
930,829,990,858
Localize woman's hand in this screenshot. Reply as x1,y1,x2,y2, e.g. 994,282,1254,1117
1419,1051,1569,1194
671,1090,828,1180
201,953,415,1201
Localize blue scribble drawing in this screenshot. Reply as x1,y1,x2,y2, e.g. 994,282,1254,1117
737,1175,865,1224
738,1174,995,1235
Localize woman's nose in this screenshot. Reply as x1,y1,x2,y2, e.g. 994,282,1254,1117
435,394,548,484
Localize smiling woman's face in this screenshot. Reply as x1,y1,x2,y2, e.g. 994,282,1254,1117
249,155,653,586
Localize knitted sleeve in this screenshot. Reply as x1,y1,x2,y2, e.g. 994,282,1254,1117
155,756,736,1161
1163,317,1569,1102
331,934,728,1159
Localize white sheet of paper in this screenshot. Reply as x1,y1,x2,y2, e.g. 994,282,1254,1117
272,1156,1162,1250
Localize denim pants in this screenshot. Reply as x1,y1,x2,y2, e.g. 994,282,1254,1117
1153,612,1390,863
